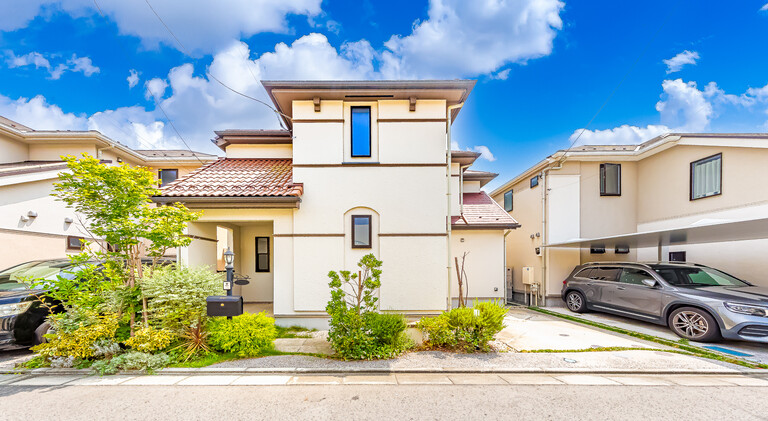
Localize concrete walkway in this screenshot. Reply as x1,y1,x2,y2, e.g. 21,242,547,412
274,331,333,355
2,372,767,387
544,306,768,364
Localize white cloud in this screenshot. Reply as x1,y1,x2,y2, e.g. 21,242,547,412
0,94,87,130
490,69,511,80
127,69,139,88
68,54,99,76
760,3,768,11
472,145,496,162
570,78,768,146
0,0,323,55
569,124,670,146
655,79,712,132
380,0,564,78
144,77,169,100
5,50,99,79
663,50,699,74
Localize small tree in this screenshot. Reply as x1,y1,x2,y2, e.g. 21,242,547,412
53,154,200,333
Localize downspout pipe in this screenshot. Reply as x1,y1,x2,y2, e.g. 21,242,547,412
446,102,464,310
539,156,565,306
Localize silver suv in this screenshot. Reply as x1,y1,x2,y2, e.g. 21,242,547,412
561,262,768,343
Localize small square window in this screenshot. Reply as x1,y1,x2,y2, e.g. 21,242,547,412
255,237,270,272
669,251,687,262
615,245,630,254
67,236,85,251
351,106,371,157
503,190,513,212
590,246,606,254
690,154,721,200
530,176,539,188
600,163,621,196
352,215,372,248
158,169,178,187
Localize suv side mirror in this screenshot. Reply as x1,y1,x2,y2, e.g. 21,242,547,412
641,279,659,288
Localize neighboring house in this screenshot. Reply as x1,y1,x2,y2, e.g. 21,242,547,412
154,80,519,328
0,117,217,269
490,133,768,306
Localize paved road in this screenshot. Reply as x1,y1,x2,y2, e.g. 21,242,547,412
1,382,766,420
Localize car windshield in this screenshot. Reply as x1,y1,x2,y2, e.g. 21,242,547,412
0,260,81,291
653,266,751,287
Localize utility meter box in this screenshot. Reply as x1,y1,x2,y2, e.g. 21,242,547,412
522,266,535,285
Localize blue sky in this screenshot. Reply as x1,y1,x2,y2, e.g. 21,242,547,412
1,0,768,191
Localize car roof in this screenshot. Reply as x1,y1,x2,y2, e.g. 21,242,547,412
579,261,709,270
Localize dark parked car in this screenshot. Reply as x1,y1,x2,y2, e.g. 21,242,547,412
0,259,86,349
561,262,768,343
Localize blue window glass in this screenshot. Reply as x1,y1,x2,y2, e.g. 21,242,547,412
351,106,371,157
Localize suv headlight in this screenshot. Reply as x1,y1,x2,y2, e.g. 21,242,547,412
724,302,768,317
0,302,33,317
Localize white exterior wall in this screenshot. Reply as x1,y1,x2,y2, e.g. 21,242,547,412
0,136,28,164
450,230,505,304
226,144,292,159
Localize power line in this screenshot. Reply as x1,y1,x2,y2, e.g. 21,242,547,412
558,0,683,164
92,0,202,164
141,0,290,129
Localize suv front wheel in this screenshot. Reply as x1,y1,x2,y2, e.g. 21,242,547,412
565,291,587,313
668,307,721,342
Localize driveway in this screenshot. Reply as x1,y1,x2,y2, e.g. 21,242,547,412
544,306,768,365
0,349,32,369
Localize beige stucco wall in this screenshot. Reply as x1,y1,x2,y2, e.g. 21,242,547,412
578,161,638,238
450,229,505,303
237,222,275,302
0,136,29,164
226,144,292,159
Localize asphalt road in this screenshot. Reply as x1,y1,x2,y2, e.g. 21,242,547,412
1,384,766,421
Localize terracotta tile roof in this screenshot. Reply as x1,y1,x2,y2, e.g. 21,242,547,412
452,192,520,229
158,158,302,197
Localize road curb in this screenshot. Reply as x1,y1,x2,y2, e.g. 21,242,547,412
2,366,761,377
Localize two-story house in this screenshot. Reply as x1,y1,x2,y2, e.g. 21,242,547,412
0,116,216,268
154,80,519,327
491,133,768,306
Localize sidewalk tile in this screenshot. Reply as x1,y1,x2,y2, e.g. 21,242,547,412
122,376,187,386
605,376,674,386
554,375,620,385
231,375,292,386
288,376,342,385
717,376,768,386
498,374,564,385
12,376,80,386
447,374,507,385
667,376,737,386
396,374,452,385
343,375,398,385
177,375,240,386
68,376,136,386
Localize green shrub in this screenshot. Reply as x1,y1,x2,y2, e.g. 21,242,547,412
326,254,411,360
32,311,119,359
92,351,171,375
208,312,277,357
141,265,222,333
124,326,175,353
417,300,507,352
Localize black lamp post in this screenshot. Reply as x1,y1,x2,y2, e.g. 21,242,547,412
223,248,235,297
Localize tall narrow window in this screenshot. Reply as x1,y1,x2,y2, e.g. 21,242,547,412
690,154,721,200
255,237,270,272
158,169,178,187
600,163,621,196
351,106,371,157
503,190,513,212
351,215,372,248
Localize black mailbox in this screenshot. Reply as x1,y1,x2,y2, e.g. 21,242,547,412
207,295,243,317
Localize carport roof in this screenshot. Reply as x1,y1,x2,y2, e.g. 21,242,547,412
545,217,768,249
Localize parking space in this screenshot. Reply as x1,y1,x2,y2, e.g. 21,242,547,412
544,306,768,365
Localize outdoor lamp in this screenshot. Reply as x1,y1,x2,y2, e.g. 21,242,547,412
224,248,235,269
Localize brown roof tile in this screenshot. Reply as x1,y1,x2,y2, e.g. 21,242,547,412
158,158,302,197
452,192,519,229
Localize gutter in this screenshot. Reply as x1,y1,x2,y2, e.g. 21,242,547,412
446,102,464,310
